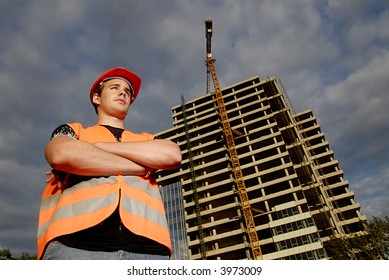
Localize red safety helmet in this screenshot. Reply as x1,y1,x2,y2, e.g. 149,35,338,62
89,67,142,106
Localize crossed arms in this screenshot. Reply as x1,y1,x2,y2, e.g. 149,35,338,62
45,136,182,178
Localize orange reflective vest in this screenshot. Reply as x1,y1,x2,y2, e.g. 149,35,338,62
37,123,171,259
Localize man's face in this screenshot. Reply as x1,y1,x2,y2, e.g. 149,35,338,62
93,78,134,118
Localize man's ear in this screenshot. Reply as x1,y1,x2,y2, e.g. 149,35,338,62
92,93,101,106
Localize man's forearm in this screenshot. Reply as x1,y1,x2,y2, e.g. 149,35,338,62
94,139,182,170
45,136,148,176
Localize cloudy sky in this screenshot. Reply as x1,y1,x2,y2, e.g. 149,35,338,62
0,0,388,257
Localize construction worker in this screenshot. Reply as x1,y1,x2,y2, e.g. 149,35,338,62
37,67,182,260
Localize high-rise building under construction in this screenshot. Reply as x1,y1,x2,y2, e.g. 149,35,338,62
156,75,367,260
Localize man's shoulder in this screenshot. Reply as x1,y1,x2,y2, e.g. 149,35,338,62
68,123,102,133
66,122,84,130
50,123,81,140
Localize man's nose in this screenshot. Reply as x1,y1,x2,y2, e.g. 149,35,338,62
118,86,130,98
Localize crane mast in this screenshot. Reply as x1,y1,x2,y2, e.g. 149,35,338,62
204,20,262,260
205,20,212,95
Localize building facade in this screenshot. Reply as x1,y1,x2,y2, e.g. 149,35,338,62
160,182,189,260
156,76,367,260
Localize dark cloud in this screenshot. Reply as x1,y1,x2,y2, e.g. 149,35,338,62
0,0,388,257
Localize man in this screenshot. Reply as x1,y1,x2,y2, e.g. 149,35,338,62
37,67,182,260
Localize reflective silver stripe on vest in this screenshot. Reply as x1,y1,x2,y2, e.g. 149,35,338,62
121,176,162,199
39,176,118,212
121,176,168,227
37,192,117,239
38,175,167,238
121,194,168,227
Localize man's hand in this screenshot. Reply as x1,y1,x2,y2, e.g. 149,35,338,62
45,170,69,189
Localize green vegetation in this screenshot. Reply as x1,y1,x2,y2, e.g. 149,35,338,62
325,216,389,260
0,249,36,260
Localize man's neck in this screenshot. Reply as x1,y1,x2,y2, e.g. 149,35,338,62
97,113,125,129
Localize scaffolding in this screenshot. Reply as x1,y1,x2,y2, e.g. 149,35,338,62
181,95,207,259
266,78,345,238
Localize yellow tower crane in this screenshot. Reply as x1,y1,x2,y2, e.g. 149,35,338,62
204,19,262,260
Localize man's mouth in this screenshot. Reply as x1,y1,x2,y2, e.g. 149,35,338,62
115,99,126,105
